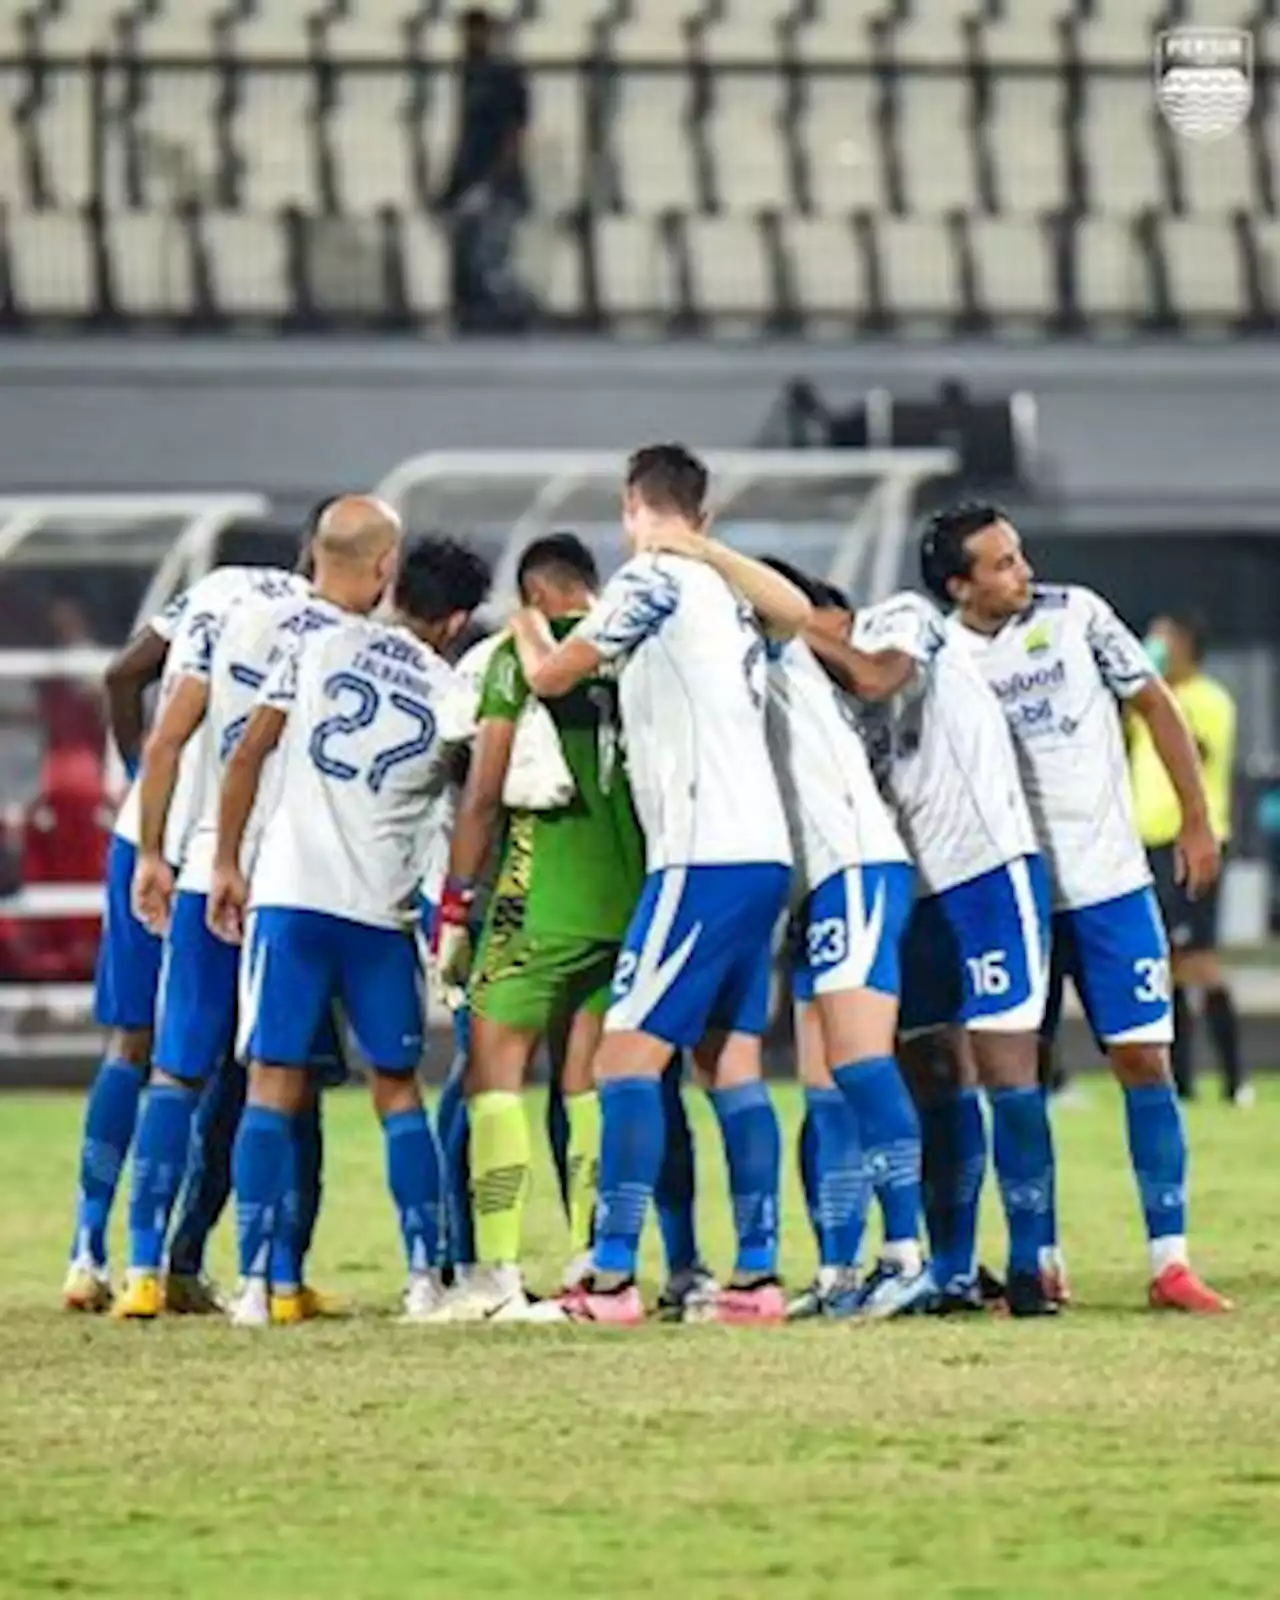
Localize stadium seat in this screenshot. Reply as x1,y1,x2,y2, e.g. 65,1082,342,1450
709,71,794,212
130,67,225,209
607,8,701,66
322,4,423,60
978,5,1071,68
422,63,460,202
399,211,450,320
697,14,787,65
304,212,393,318
1074,216,1149,322
791,4,887,64
988,73,1069,214
38,1,118,54
1161,216,1245,321
7,208,95,317
889,6,979,68
527,72,588,213
330,69,416,211
593,214,678,321
876,216,963,322
224,2,325,60
122,0,224,55
32,71,95,208
611,71,700,213
1252,218,1280,318
1175,120,1256,215
782,214,870,326
1069,6,1164,66
685,214,773,324
898,73,980,214
800,77,889,214
514,1,614,65
518,217,586,319
234,72,323,210
1080,79,1166,214
202,211,293,316
106,211,196,317
969,216,1058,322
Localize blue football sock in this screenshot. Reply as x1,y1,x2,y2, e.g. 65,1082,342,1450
546,1075,570,1217
167,1056,245,1277
71,1057,144,1266
805,1086,866,1269
232,1104,293,1280
127,1082,199,1273
655,1055,697,1275
594,1076,665,1278
383,1105,443,1274
920,1088,987,1285
295,1098,324,1267
1124,1083,1187,1243
989,1086,1056,1276
710,1080,781,1280
833,1056,922,1248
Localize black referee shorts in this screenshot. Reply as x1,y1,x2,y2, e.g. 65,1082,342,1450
1147,842,1221,954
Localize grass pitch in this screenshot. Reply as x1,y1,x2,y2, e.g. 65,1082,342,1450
0,1082,1277,1599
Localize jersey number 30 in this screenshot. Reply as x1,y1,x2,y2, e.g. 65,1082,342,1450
309,671,436,792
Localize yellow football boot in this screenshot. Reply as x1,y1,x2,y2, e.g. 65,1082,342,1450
111,1272,163,1320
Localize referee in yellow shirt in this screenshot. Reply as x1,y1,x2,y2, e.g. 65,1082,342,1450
1130,614,1247,1104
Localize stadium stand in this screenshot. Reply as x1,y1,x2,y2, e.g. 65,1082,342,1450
0,1,1272,330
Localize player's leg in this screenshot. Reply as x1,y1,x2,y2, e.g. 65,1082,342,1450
435,1004,474,1281
1068,887,1231,1311
1148,843,1197,1100
227,909,331,1327
1176,887,1246,1104
785,999,864,1319
163,1049,246,1313
652,1053,711,1314
114,891,240,1318
65,837,162,1309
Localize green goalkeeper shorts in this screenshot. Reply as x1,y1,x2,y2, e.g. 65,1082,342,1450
469,920,621,1034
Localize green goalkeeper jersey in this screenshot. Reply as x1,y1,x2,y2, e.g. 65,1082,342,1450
475,617,645,943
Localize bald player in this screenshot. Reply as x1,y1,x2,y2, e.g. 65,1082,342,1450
209,523,488,1326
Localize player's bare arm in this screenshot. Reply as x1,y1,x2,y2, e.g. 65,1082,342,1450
1129,677,1219,897
208,703,287,944
105,624,170,771
132,674,210,934
639,524,814,639
511,607,602,699
804,628,916,702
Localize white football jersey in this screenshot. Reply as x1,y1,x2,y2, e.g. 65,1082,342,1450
113,567,301,864
765,637,909,897
179,585,338,893
575,553,791,872
250,616,469,930
853,591,1037,895
949,584,1155,911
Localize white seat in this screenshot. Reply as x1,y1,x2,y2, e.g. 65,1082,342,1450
969,217,1056,320
226,2,324,60
1176,116,1256,213
990,74,1068,213
0,70,29,208
685,214,771,321
40,1,118,52
979,7,1071,68
323,4,421,60
132,68,223,207
305,214,388,317
514,2,614,64
8,209,94,316
528,71,587,212
608,3,700,66
594,215,676,318
802,77,888,214
890,12,979,68
203,211,291,315
399,211,449,319
235,73,321,209
1252,218,1280,317
876,216,961,320
517,218,583,318
898,75,979,214
783,215,868,323
1071,8,1163,66
128,0,226,55
331,71,415,210
613,73,699,212
791,7,884,64
1162,217,1243,319
1081,80,1164,213
698,16,786,65
711,72,792,211
1178,0,1257,23
35,72,93,207
422,63,460,201
107,211,194,316
1075,217,1147,319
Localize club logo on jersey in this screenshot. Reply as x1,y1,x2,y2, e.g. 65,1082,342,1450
1156,29,1251,141
1023,622,1052,656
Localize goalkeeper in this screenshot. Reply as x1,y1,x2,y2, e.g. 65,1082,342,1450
432,533,645,1321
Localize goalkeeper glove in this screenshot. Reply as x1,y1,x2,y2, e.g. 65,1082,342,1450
434,877,476,991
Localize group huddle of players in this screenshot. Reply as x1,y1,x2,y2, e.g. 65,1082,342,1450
62,443,1232,1328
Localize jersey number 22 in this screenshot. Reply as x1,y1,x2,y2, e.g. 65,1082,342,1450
309,670,436,792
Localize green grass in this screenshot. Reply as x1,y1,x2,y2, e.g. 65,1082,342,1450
1,1083,1278,1599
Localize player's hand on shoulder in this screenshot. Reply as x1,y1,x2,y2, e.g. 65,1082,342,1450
206,864,249,945
1176,815,1221,900
632,511,710,562
131,852,175,937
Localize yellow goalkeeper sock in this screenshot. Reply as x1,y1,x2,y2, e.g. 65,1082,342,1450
565,1089,602,1258
469,1091,530,1267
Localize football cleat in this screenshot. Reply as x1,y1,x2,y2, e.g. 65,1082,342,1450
656,1263,719,1320
1149,1262,1233,1314
561,1252,594,1292
269,1291,308,1327
1004,1269,1060,1318
856,1260,937,1320
63,1259,113,1314
681,1278,786,1326
296,1284,347,1319
930,1273,989,1316
785,1266,862,1322
1038,1246,1072,1307
111,1272,163,1321
399,1273,449,1323
559,1279,646,1326
163,1272,226,1316
411,1265,528,1324
228,1279,271,1328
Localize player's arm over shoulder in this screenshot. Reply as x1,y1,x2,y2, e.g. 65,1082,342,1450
809,591,937,702
476,637,529,724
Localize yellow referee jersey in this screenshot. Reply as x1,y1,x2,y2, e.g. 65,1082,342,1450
1129,673,1236,847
